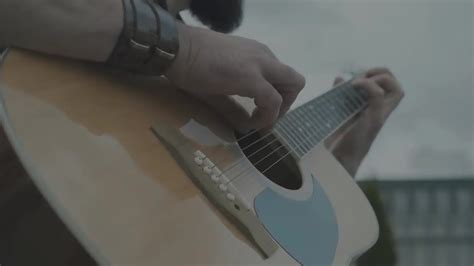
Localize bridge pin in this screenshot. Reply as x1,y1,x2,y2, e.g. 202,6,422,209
211,174,220,183
226,193,236,201
194,150,206,159
203,166,213,174
194,157,203,165
212,168,222,176
218,184,228,192
203,158,214,167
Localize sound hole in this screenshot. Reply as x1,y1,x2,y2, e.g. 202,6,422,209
235,131,302,190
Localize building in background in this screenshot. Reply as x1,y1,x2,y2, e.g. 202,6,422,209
368,178,474,266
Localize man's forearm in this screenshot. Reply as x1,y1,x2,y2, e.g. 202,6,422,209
0,0,123,62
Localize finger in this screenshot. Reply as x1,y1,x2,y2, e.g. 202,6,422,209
196,95,253,133
261,44,278,60
250,80,283,129
365,67,393,78
248,40,278,59
371,73,405,101
261,60,305,117
274,79,304,117
261,60,306,89
352,78,385,112
275,89,298,118
324,112,359,150
333,76,345,87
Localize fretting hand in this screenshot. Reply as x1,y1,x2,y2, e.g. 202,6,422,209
325,67,405,177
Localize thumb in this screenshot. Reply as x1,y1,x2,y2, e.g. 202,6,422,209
333,76,345,87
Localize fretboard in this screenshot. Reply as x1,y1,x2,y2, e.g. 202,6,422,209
273,81,368,158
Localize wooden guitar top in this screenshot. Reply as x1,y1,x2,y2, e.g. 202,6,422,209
0,49,378,265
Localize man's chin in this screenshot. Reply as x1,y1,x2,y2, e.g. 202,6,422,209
189,0,243,33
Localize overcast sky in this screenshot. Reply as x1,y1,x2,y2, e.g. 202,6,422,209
183,0,473,180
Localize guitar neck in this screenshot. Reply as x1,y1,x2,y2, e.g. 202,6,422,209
273,81,368,158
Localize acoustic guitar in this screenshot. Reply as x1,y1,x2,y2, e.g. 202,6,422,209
0,48,378,265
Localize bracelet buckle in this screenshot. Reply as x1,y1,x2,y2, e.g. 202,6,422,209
155,47,175,61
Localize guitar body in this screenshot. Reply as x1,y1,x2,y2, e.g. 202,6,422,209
0,49,378,265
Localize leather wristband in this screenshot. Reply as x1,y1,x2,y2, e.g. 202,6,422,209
108,0,179,76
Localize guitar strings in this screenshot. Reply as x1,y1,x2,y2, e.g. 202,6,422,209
205,97,337,178
209,80,356,176
211,131,281,176
234,129,258,142
213,82,351,178
199,78,368,186
214,75,362,149
196,121,289,176
218,122,326,185
223,108,353,186
199,78,359,168
222,128,315,185
223,89,368,186
199,87,335,182
213,75,373,188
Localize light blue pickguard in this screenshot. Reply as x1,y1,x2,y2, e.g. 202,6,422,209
254,174,338,266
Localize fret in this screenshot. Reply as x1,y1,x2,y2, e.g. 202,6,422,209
309,105,325,137
299,109,324,144
314,104,332,136
296,129,314,154
274,125,302,157
294,110,319,149
340,90,359,112
346,86,367,106
276,118,306,155
275,82,369,158
280,114,308,153
316,105,332,133
317,97,332,118
332,88,354,116
332,98,351,123
318,99,338,131
337,90,356,117
341,85,360,107
340,92,359,110
275,122,299,152
272,126,305,158
350,83,368,105
325,92,347,123
296,110,313,131
273,122,290,145
288,111,314,150
345,90,362,107
328,95,345,118
342,86,366,112
301,110,323,143
301,113,321,143
292,110,318,148
288,113,307,149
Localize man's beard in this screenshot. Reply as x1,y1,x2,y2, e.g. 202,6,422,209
189,0,244,33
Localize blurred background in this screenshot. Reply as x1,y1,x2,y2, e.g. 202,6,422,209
183,0,473,180
0,0,472,265
182,0,474,265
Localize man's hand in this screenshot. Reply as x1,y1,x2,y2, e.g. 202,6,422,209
1,1,304,132
325,67,405,177
165,23,306,131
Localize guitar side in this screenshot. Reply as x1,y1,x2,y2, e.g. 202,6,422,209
0,49,378,265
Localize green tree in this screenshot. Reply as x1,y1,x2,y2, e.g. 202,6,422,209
356,180,397,266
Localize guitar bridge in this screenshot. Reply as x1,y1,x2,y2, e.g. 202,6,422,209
150,122,278,258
